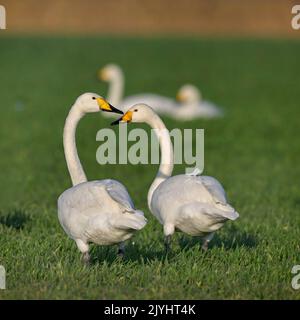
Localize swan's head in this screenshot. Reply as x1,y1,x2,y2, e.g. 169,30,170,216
111,104,156,125
75,93,123,114
98,64,122,81
176,84,202,104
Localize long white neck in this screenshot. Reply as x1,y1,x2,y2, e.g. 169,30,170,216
147,113,174,211
63,103,87,186
107,71,124,106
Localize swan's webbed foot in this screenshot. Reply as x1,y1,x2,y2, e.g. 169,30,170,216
164,235,172,254
117,242,125,259
163,224,174,255
81,252,91,266
201,240,209,251
201,233,215,251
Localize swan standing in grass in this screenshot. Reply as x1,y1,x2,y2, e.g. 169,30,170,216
58,93,147,264
112,104,238,251
99,64,223,120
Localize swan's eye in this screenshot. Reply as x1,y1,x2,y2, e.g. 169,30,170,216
92,97,96,100
134,109,138,112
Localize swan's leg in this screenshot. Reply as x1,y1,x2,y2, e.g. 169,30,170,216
117,242,125,259
163,223,175,253
201,232,215,251
75,239,90,265
82,252,90,265
164,235,172,253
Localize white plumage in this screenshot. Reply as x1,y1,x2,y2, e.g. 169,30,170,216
176,84,223,120
122,94,177,115
98,64,223,120
151,175,238,238
58,93,147,263
58,180,146,246
113,104,238,250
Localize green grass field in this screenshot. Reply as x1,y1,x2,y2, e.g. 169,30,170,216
0,36,299,299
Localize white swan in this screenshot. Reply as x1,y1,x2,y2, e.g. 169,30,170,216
176,84,223,120
112,104,238,251
58,93,147,264
99,64,223,120
99,63,177,117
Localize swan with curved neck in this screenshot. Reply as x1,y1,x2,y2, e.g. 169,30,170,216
99,64,222,120
112,104,238,250
58,93,147,264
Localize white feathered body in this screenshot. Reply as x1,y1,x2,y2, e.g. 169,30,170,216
172,101,223,120
122,96,222,120
122,94,178,115
58,179,147,246
150,174,238,237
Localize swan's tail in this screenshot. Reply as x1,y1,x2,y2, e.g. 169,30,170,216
217,203,239,221
117,210,147,231
222,208,239,221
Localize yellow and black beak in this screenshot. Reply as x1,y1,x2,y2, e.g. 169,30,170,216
111,111,133,125
96,98,123,114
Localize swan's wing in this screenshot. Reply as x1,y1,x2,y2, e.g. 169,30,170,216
198,176,227,204
59,182,103,212
102,179,135,212
58,182,146,240
197,176,239,220
70,180,133,213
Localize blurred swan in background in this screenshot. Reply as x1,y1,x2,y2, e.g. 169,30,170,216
99,64,222,120
58,93,147,264
112,104,238,251
98,64,124,108
98,63,177,117
176,84,223,120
